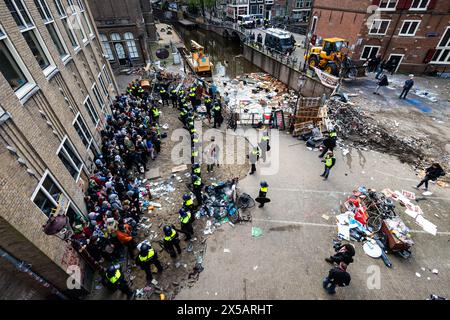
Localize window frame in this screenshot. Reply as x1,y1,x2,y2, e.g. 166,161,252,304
0,24,36,100
98,72,108,96
409,0,430,11
83,95,100,125
35,0,70,62
368,19,391,36
378,0,398,11
7,0,56,77
124,32,139,59
56,136,84,181
31,169,85,220
399,20,421,37
91,82,104,111
73,112,96,150
360,45,381,60
99,33,114,61
431,26,450,65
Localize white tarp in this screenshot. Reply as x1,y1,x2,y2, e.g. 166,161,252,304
313,67,339,89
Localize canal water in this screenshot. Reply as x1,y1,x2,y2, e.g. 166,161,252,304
174,24,261,79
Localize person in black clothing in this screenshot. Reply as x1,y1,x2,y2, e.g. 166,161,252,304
399,75,414,99
373,74,388,95
323,262,351,294
414,163,445,191
318,131,337,158
135,243,163,283
103,265,134,299
325,243,355,265
162,225,182,258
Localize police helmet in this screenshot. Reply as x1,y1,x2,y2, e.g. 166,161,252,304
106,265,116,277
179,208,187,217
163,225,172,236
260,181,268,187
140,243,150,255
183,193,191,201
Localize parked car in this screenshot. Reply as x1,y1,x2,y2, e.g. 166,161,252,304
237,15,255,29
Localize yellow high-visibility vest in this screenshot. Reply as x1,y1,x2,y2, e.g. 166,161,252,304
107,269,121,284
139,249,155,262
179,212,191,224
325,157,334,167
164,229,177,241
185,198,193,206
260,187,268,193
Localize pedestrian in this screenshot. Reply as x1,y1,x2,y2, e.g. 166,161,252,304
320,151,336,180
257,181,269,208
249,146,260,175
135,243,163,284
373,74,388,95
414,163,445,191
183,193,195,212
151,105,160,124
399,74,414,99
212,103,222,128
162,225,182,258
318,129,337,158
103,264,135,299
325,243,355,265
204,95,213,123
159,86,169,106
375,60,386,80
322,262,351,295
192,163,201,178
178,208,194,241
205,137,219,173
170,87,178,108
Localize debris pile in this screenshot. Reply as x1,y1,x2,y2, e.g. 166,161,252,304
326,99,427,165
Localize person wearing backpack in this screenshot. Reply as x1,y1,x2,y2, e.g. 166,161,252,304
323,262,351,294
373,74,389,95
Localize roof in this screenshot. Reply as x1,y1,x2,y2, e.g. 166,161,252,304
323,37,347,42
265,28,292,39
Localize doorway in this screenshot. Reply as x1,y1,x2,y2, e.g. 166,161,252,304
388,54,405,73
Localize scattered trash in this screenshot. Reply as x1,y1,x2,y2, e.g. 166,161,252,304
223,248,231,253
416,272,421,278
252,227,264,237
151,279,158,286
253,266,258,270
422,191,433,196
432,269,439,274
171,164,188,173
321,214,330,221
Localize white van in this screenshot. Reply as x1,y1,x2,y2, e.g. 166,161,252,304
237,15,255,29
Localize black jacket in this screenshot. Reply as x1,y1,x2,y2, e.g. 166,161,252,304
426,165,445,180
404,79,414,90
323,137,337,149
328,267,351,287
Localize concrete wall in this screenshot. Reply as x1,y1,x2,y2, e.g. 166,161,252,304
243,45,333,97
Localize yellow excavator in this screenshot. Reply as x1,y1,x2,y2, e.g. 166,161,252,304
304,37,355,77
184,40,213,76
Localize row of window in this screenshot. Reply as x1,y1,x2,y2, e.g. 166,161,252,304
377,0,432,11
369,19,421,36
362,26,450,65
100,32,139,61
0,0,94,101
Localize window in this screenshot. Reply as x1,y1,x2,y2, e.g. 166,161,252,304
432,27,450,64
98,72,108,96
77,0,93,37
34,0,69,60
84,96,99,125
73,113,94,149
100,33,114,60
32,171,86,227
399,20,420,36
92,83,104,110
66,0,87,43
124,32,139,58
0,26,35,96
369,19,390,35
410,0,429,10
57,137,83,179
5,0,55,75
110,33,121,41
54,0,79,49
102,64,112,85
378,0,398,10
360,45,380,60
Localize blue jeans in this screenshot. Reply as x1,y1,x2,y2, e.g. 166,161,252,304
323,277,336,294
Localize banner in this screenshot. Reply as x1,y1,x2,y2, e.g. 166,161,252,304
313,67,339,89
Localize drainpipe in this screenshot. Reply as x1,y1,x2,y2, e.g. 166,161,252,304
0,247,68,300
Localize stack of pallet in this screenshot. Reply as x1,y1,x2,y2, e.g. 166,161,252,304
292,97,325,136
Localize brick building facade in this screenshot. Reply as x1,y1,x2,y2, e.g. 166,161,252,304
87,0,157,68
0,0,117,299
310,0,450,73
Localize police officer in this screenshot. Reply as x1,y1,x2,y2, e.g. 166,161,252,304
249,146,260,175
135,243,163,283
137,86,145,99
188,87,196,107
191,146,199,164
192,163,201,178
212,103,222,128
321,151,336,180
151,105,160,124
258,131,270,162
204,95,213,122
170,87,178,108
258,181,269,208
192,174,203,205
179,208,194,241
103,264,134,299
183,193,195,212
160,86,169,106
179,107,188,124
163,225,182,258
